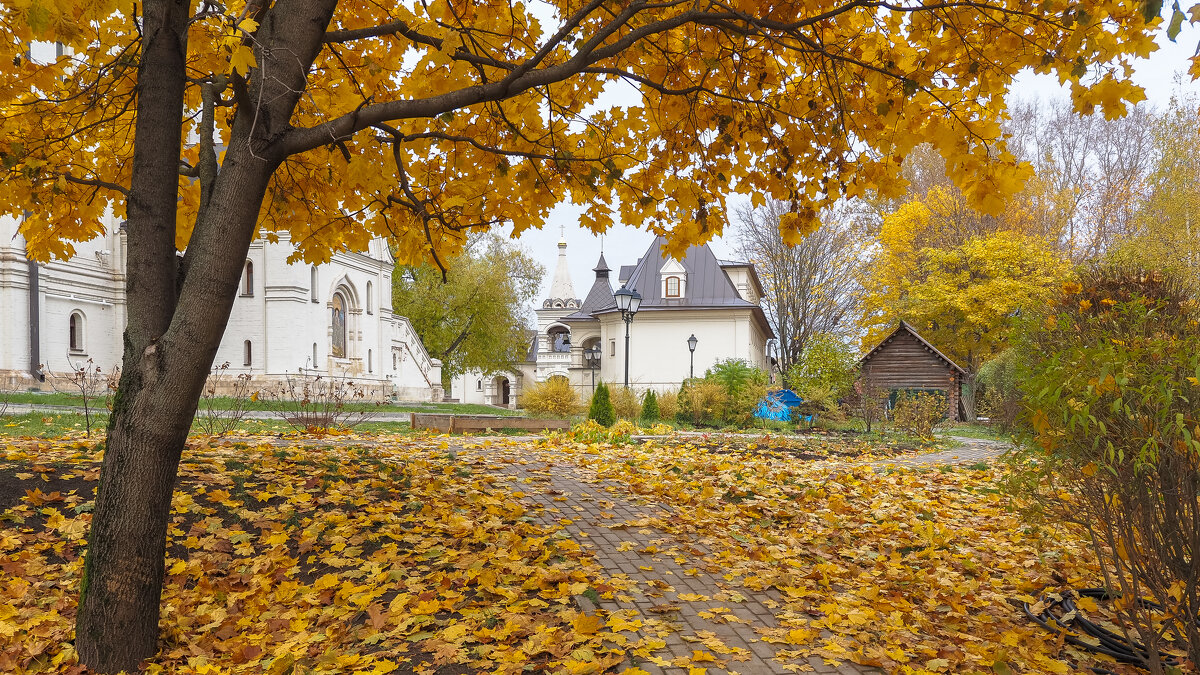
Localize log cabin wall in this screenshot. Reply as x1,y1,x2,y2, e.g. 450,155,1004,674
860,329,961,421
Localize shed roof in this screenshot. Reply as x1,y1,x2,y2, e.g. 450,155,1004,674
858,321,967,375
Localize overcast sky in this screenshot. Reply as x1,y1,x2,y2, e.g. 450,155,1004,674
504,16,1200,303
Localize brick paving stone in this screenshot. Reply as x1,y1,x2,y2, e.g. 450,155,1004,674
471,437,1008,674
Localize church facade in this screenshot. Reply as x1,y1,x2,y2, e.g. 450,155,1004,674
0,214,442,400
451,235,774,406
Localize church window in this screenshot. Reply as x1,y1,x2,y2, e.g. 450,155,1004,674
393,352,397,370
665,276,680,297
476,379,483,391
368,349,373,373
331,293,347,358
242,261,254,296
243,340,252,366
69,311,85,353
549,326,571,353
310,267,319,302
312,343,318,368
366,281,373,314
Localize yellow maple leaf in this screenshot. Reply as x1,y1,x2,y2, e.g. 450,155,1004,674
229,45,256,76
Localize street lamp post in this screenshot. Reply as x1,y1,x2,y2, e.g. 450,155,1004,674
613,285,642,388
583,345,600,391
687,334,698,379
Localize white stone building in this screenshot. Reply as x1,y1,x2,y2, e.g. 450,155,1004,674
451,235,774,405
0,214,442,400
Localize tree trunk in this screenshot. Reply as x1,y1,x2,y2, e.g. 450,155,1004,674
75,0,338,670
961,372,978,423
75,0,193,670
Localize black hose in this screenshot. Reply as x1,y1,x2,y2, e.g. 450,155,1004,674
1021,587,1188,671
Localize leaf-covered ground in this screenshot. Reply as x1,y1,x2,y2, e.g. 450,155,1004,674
0,432,1135,674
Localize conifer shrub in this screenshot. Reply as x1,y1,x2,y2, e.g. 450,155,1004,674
520,375,581,417
611,386,641,420
1014,265,1200,669
640,390,660,423
587,381,615,427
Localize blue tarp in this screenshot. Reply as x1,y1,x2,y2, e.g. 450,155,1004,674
754,389,807,422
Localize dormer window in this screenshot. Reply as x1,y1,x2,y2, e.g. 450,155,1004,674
659,257,687,299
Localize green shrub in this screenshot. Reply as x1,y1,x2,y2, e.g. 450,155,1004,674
793,382,843,429
704,359,768,427
611,386,641,420
640,390,659,423
520,375,581,416
977,349,1021,431
891,390,946,440
787,332,858,398
587,381,615,427
1014,265,1200,668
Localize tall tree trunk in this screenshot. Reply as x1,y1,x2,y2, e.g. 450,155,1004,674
75,0,193,670
76,1,338,670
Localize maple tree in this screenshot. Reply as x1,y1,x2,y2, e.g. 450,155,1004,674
0,0,1177,670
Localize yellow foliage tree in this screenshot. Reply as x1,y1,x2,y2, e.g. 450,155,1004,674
0,0,1175,671
862,227,1070,419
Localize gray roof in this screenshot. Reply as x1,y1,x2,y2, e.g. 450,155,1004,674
562,253,613,322
618,265,637,284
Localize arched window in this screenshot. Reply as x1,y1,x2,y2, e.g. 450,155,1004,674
310,266,319,302
242,261,254,296
243,340,252,366
368,349,373,373
392,352,397,370
69,311,85,353
366,281,373,314
312,343,318,369
548,325,571,353
665,276,680,297
331,292,347,358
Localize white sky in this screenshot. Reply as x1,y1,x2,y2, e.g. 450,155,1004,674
506,16,1200,302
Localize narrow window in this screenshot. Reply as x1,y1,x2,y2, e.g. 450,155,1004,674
243,340,252,366
366,281,374,314
368,349,373,373
310,266,319,302
312,343,318,368
242,261,254,296
393,352,398,370
609,339,616,357
665,276,680,297
69,311,85,353
331,293,346,358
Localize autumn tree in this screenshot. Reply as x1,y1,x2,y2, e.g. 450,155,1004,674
0,0,1173,671
1110,92,1200,290
861,227,1070,419
392,234,542,389
733,199,865,375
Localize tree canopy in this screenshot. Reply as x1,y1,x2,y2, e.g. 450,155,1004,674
1,0,1172,265
392,235,542,386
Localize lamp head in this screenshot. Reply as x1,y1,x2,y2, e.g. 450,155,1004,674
687,334,698,352
613,285,633,311
628,288,642,314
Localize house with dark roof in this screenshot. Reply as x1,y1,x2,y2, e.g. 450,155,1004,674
450,234,774,404
858,321,966,421
540,236,773,394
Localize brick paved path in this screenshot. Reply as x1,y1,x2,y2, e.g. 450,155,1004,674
478,437,1008,675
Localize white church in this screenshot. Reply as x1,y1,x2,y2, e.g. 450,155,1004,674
0,214,443,400
451,235,774,406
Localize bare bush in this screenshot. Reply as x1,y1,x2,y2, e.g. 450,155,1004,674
48,357,116,437
195,362,255,436
260,367,381,433
891,390,946,440
610,386,641,421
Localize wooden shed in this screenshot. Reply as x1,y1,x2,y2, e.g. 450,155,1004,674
858,321,966,421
